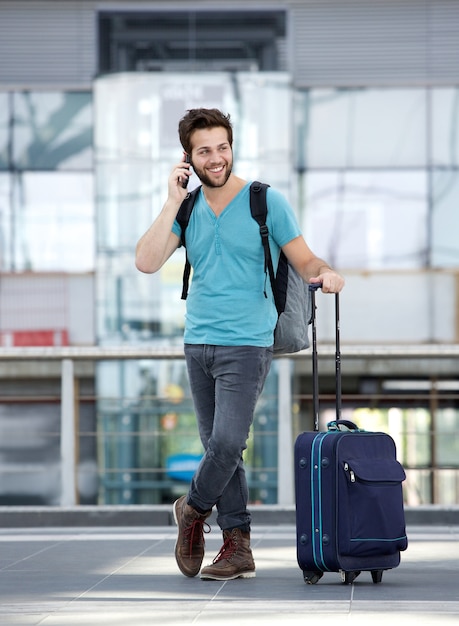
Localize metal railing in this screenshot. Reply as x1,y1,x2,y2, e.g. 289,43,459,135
0,344,458,506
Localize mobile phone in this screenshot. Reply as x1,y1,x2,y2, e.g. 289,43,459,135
181,154,190,189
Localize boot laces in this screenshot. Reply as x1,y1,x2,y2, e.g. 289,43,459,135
212,534,238,564
184,518,211,557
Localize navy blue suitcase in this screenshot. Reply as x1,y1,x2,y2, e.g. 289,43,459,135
295,287,408,584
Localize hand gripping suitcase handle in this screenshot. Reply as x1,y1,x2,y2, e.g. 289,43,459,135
308,284,341,432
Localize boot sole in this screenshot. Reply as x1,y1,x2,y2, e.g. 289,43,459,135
200,570,256,581
172,497,181,527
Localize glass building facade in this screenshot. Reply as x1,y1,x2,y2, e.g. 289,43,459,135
0,91,94,272
297,88,459,270
1,75,458,505
93,73,290,503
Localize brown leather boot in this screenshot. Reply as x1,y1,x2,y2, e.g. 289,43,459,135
200,528,256,580
173,495,211,577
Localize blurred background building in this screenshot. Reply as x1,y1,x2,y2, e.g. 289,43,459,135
0,0,458,507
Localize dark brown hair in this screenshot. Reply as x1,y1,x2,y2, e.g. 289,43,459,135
178,108,233,155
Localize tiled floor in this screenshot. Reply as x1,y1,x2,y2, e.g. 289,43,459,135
0,525,458,625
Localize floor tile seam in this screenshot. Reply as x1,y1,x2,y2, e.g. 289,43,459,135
0,540,68,572
186,583,229,624
0,535,174,575
67,540,166,605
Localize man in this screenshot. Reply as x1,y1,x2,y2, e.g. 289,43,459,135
135,108,345,581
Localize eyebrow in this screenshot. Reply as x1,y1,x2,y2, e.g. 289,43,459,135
196,142,230,151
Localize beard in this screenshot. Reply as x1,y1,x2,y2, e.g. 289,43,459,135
192,161,233,188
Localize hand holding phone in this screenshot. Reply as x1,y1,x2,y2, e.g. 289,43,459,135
181,154,190,189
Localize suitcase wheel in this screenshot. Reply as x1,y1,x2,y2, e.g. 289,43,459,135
340,570,361,585
371,570,384,584
303,570,323,585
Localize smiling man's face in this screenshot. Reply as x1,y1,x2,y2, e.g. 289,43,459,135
189,126,233,188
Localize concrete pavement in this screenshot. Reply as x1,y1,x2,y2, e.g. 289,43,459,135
0,522,458,625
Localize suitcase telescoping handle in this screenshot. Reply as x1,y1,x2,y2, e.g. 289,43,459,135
308,284,341,432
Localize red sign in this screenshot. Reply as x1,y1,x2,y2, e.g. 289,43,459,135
0,330,69,347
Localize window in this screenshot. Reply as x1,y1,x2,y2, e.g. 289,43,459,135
297,89,426,169
0,93,9,170
295,87,459,271
0,90,94,272
12,172,94,272
303,170,427,269
98,10,286,73
432,88,459,167
13,92,92,170
431,171,459,267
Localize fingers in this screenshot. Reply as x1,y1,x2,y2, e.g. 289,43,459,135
177,163,190,188
324,274,345,293
169,161,191,197
310,273,345,294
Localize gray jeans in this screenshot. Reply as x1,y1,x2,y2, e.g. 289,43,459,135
184,344,273,532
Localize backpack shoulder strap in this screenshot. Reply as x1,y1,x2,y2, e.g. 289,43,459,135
177,186,201,300
249,181,284,314
249,181,270,225
176,186,201,248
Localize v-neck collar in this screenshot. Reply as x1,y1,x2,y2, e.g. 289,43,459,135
201,182,250,219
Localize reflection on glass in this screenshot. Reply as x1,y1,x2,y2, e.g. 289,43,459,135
235,73,291,162
93,73,289,504
432,88,459,167
297,88,427,168
96,161,169,251
94,73,238,163
436,408,459,467
0,174,11,269
13,92,92,170
91,73,459,506
94,72,293,343
0,94,9,170
11,172,94,271
435,470,459,506
302,170,427,269
431,171,459,267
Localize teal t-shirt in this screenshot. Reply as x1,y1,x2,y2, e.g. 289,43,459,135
172,182,301,346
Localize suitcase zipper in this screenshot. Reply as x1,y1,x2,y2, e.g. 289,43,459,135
344,462,355,483
344,461,404,486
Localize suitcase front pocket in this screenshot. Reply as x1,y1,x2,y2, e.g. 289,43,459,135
339,458,408,557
